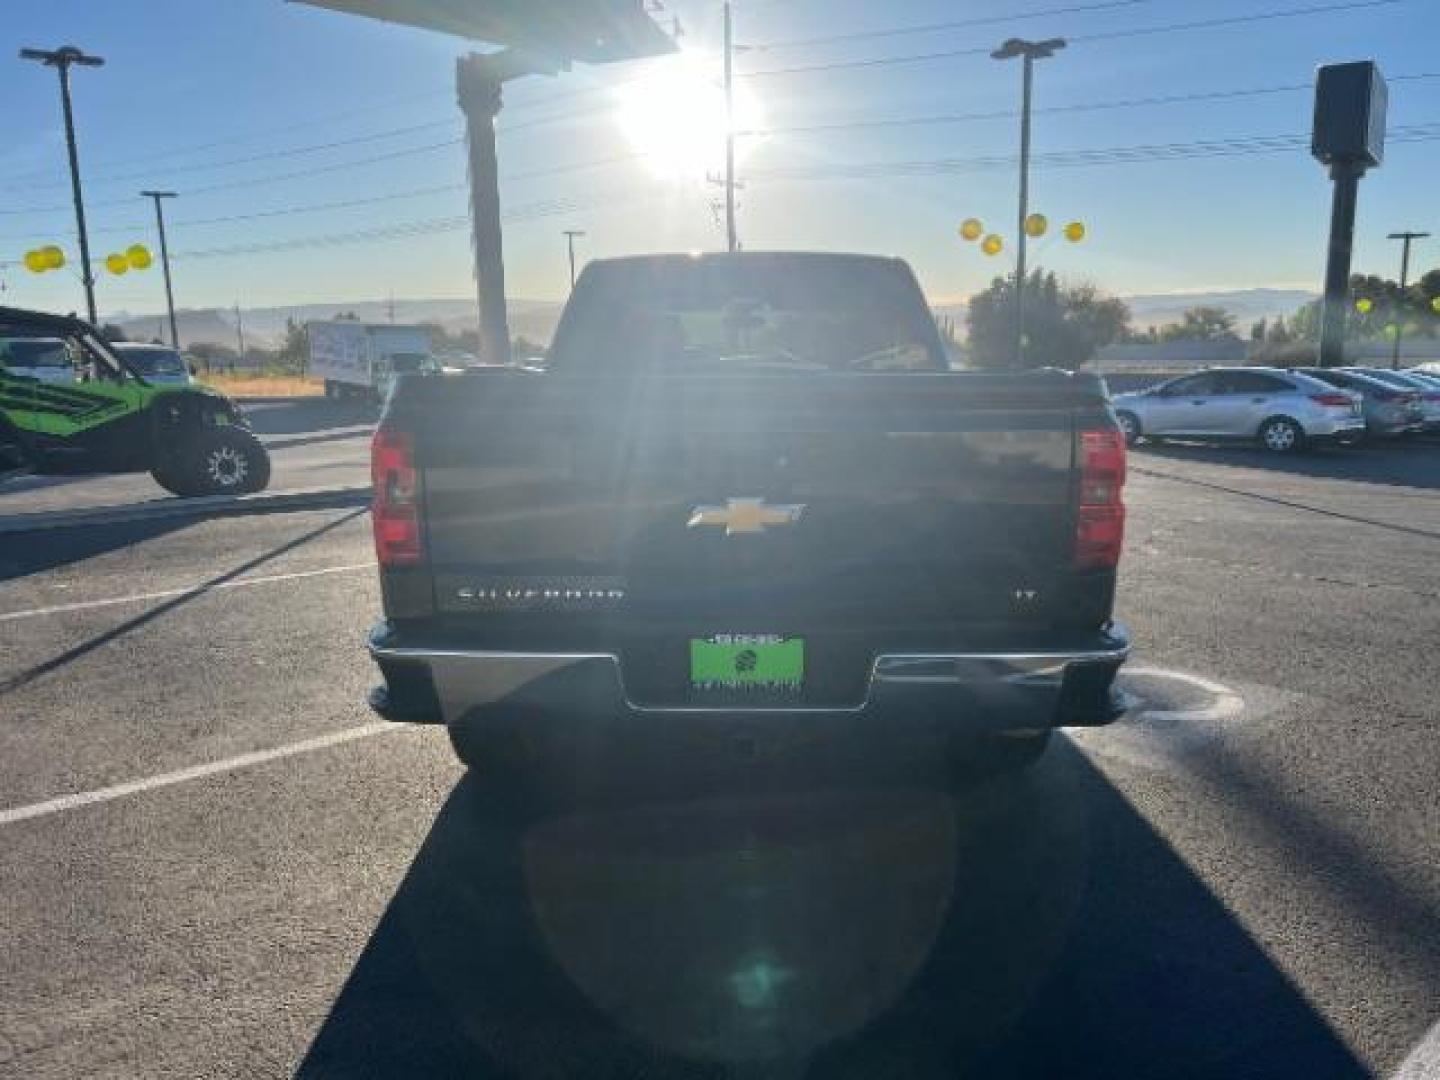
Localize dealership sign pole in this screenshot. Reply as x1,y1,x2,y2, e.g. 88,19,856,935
1311,61,1387,368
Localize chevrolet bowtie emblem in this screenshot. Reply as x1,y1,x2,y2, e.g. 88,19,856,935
688,497,806,536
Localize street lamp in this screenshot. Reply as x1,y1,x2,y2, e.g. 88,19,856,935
991,36,1065,367
19,45,105,325
1386,230,1429,369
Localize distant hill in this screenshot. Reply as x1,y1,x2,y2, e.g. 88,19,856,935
106,288,1316,351
1121,288,1316,332
105,297,566,351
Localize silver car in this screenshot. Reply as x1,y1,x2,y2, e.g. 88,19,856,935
1112,367,1365,453
1294,367,1426,438
111,342,195,386
1344,367,1440,433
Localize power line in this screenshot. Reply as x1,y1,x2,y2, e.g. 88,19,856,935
0,89,453,187
113,121,1440,266
0,138,465,214
757,71,1440,136
748,121,1440,181
169,188,643,261
742,0,1407,78
3,134,646,219
4,120,461,194
748,0,1152,51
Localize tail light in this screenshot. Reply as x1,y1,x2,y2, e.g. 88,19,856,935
1075,428,1126,571
371,427,422,566
1310,392,1354,408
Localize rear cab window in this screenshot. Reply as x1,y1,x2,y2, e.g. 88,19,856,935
548,255,947,375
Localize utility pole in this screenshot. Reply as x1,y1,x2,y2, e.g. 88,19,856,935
991,37,1065,368
20,46,104,325
723,0,737,253
1386,230,1429,369
140,190,179,349
562,229,586,291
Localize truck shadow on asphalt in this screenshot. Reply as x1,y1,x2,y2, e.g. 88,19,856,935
0,514,202,582
0,509,366,693
239,399,378,437
1133,464,1440,544
298,739,1366,1079
1135,439,1440,491
261,428,374,453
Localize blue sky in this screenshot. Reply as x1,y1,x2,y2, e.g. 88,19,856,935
3,0,1439,317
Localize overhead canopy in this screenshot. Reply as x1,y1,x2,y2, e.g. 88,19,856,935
290,0,675,63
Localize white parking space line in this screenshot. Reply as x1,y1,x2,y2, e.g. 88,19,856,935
1393,1018,1440,1079
0,562,374,623
0,722,409,827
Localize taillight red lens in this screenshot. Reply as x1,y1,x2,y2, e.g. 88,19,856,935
1076,428,1126,570
1310,392,1354,408
371,427,422,566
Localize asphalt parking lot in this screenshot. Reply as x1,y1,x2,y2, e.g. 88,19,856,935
1,438,1438,1078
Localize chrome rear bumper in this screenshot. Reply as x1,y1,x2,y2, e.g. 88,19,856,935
368,622,1130,733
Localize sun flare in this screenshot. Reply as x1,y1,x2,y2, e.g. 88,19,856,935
615,54,765,179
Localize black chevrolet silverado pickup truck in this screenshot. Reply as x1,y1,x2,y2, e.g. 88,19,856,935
366,252,1129,786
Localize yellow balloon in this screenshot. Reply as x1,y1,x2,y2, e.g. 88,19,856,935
105,253,130,275
1355,298,1373,314
1431,296,1440,314
41,245,65,270
959,218,984,242
1063,221,1086,243
981,234,1004,257
23,249,48,273
126,243,153,270
1024,213,1048,238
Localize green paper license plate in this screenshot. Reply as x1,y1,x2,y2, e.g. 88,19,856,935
690,635,804,693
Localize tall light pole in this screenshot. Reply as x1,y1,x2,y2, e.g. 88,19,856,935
1386,230,1429,369
723,0,738,253
991,36,1065,368
141,191,179,349
20,45,104,325
563,229,586,292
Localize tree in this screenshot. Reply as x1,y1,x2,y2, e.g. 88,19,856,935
1250,317,1268,342
188,342,236,374
277,318,309,374
1267,315,1293,345
965,270,1131,370
1158,306,1237,342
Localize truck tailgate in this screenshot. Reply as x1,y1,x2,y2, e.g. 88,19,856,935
393,371,1112,640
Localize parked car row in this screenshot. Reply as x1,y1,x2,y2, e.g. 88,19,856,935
1111,365,1440,452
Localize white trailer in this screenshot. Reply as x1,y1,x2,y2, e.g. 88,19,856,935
307,321,434,400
